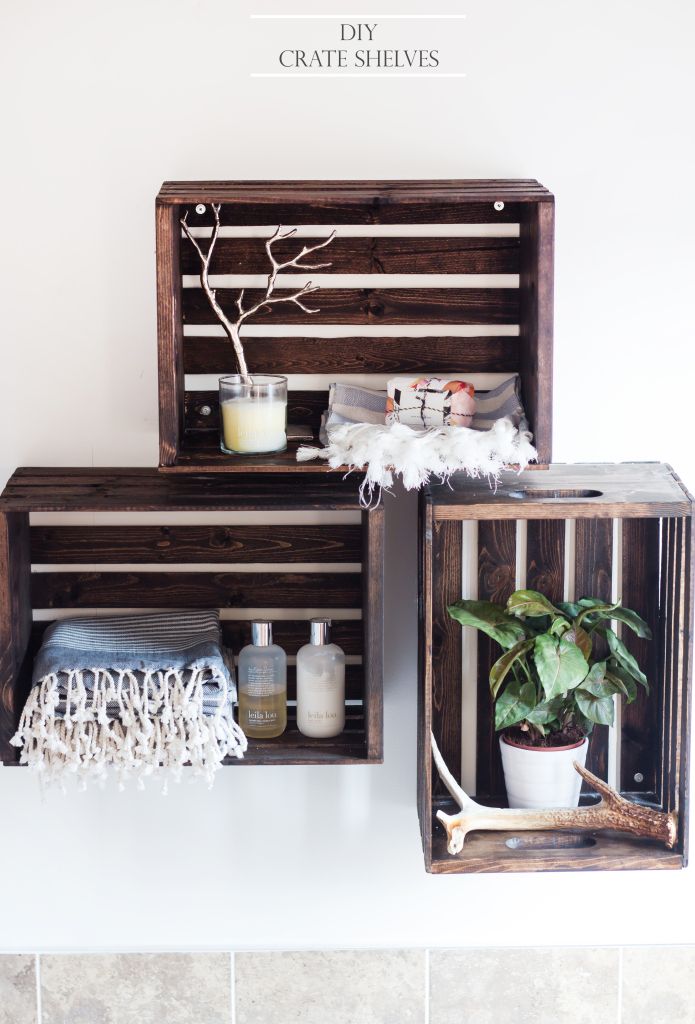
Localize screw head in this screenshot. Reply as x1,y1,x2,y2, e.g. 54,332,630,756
634,772,644,783
494,201,505,211
199,404,212,417
195,204,206,215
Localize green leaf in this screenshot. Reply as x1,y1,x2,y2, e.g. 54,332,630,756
605,670,637,703
525,696,564,726
607,607,652,639
564,624,593,660
549,617,571,638
604,630,649,692
533,634,589,700
576,662,621,699
575,599,621,626
556,601,581,619
576,690,615,727
506,590,562,620
447,600,528,650
576,599,652,639
494,678,537,731
489,639,535,698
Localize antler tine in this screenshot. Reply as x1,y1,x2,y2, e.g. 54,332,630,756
430,732,678,854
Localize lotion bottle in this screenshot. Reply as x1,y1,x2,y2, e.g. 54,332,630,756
296,619,345,738
238,621,287,738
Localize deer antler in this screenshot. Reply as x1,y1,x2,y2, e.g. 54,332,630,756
431,733,677,854
181,207,336,384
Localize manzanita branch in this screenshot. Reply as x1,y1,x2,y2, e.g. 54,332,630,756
181,206,336,384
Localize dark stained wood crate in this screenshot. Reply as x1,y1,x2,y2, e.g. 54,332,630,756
0,469,384,767
156,180,554,472
417,463,694,872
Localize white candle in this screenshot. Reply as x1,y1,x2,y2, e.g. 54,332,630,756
221,398,287,454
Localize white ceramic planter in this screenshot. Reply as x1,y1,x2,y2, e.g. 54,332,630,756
499,735,590,809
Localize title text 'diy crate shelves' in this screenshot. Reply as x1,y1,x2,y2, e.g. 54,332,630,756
418,463,693,873
0,469,384,766
156,180,554,471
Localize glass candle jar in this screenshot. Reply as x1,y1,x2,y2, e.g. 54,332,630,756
219,375,288,456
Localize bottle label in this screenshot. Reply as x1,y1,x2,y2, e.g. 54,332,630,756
244,664,280,697
247,708,279,723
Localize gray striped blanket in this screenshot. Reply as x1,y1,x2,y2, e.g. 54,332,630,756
319,374,529,443
12,611,247,788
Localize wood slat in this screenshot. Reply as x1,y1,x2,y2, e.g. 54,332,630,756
180,236,521,276
665,518,684,815
1,469,366,511
657,517,674,809
181,200,524,226
418,495,434,860
620,519,660,798
526,519,565,603
655,518,678,814
677,515,693,859
476,519,516,801
30,525,362,565
574,518,613,786
185,389,326,432
431,519,463,793
160,179,551,202
429,464,692,518
157,204,184,467
31,571,362,609
362,505,384,761
172,437,335,473
182,335,520,376
518,200,554,465
182,287,520,326
0,513,32,763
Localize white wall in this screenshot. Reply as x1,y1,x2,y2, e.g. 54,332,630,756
1,0,694,951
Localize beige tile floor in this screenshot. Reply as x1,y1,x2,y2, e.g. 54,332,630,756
1,946,694,1024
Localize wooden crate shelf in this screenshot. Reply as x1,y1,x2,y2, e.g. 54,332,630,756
0,469,384,767
157,180,554,472
418,463,693,872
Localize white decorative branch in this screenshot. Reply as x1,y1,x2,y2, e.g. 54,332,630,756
181,206,336,384
430,733,677,853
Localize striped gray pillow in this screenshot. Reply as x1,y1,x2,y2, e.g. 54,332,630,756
321,375,529,443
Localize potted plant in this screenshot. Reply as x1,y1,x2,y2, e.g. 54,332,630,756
448,590,651,809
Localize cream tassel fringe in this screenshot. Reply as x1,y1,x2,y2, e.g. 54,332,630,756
10,667,247,791
297,417,537,506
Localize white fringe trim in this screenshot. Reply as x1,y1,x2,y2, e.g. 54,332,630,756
10,667,247,792
297,417,537,506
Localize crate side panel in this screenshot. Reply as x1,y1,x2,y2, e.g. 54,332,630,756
677,515,693,861
431,519,463,795
620,518,661,798
418,497,434,862
362,506,385,761
519,201,554,465
157,204,184,467
0,513,32,763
